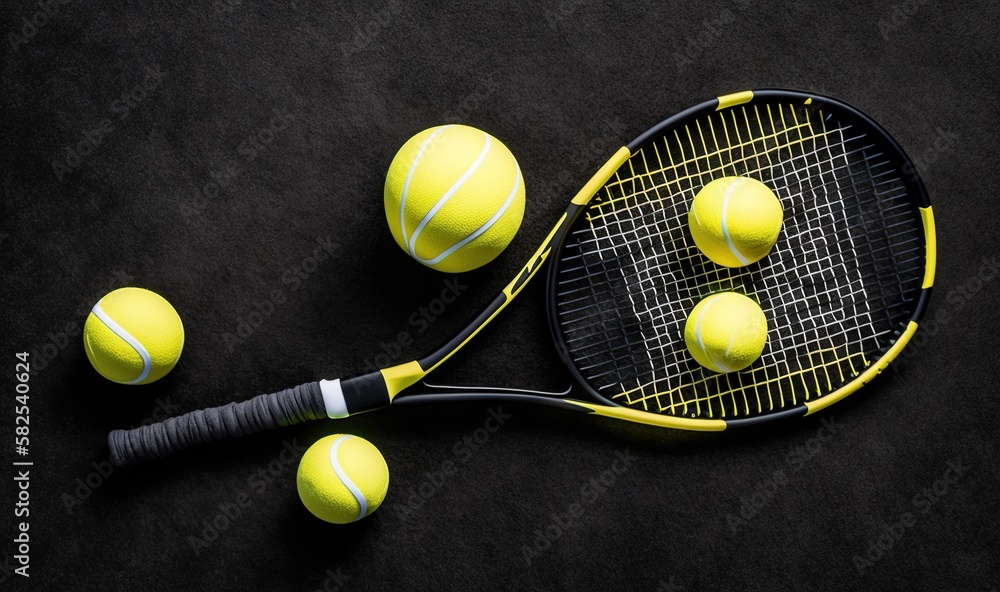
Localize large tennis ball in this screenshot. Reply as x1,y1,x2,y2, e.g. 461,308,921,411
689,176,783,267
384,124,525,273
684,292,767,373
83,287,184,385
297,434,389,524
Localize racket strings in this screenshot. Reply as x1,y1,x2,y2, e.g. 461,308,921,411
555,101,924,419
574,147,903,340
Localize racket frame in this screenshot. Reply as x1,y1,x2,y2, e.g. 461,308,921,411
544,89,936,429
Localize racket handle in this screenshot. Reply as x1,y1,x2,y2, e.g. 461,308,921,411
108,381,326,467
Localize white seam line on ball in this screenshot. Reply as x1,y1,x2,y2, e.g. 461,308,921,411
720,178,752,266
92,300,152,384
329,435,368,521
691,194,702,226
420,163,521,265
407,132,492,259
724,319,738,358
399,126,451,248
695,297,730,373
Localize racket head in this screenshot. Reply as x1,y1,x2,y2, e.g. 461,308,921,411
546,89,935,428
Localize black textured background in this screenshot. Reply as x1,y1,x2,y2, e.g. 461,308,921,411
3,1,999,590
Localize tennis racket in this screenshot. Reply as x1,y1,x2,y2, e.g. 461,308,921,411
109,89,936,467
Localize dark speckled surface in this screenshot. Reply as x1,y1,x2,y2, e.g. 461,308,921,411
3,1,999,590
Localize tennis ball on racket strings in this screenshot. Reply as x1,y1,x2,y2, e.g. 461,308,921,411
684,292,767,373
297,434,389,524
83,287,184,385
384,124,526,273
689,176,783,267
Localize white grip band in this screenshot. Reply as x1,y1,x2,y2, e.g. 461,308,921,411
319,379,349,419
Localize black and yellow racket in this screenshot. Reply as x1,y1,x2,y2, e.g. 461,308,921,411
109,89,936,466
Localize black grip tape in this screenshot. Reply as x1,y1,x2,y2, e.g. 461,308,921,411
108,381,325,467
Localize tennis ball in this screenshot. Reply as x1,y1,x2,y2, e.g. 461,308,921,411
384,124,525,273
684,292,767,373
83,287,184,385
688,176,783,267
297,434,389,524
